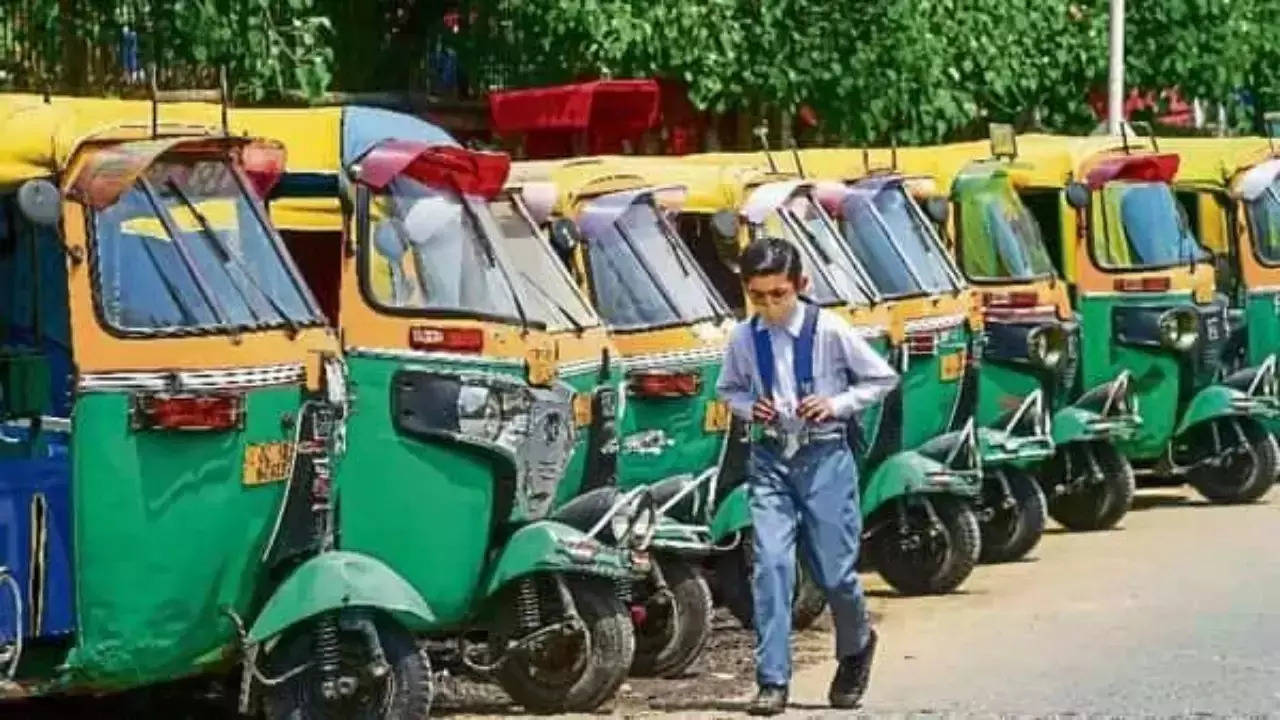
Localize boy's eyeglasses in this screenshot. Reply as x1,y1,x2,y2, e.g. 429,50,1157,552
747,288,794,302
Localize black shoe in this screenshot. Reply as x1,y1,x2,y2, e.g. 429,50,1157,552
829,628,878,709
748,685,789,716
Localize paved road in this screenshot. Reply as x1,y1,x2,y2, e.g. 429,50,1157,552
781,487,1280,717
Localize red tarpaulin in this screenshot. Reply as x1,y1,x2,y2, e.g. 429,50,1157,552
489,79,661,158
356,140,510,198
1084,153,1180,189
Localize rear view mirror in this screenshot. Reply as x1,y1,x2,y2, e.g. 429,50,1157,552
1065,182,1090,210
17,179,62,227
923,197,950,225
710,210,740,240
549,218,583,259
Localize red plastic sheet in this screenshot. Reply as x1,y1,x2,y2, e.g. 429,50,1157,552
489,79,661,158
356,140,510,198
1084,153,1180,189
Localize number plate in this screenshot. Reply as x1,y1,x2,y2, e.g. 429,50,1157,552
243,442,294,486
940,351,966,381
704,400,732,432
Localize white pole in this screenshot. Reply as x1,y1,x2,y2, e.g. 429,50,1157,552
1107,0,1125,135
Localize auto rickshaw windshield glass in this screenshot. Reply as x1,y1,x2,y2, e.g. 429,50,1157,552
94,158,320,333
759,208,840,305
841,187,958,297
1245,179,1280,265
962,189,1057,280
1099,181,1209,270
780,196,872,306
587,201,720,329
488,196,600,329
365,176,521,320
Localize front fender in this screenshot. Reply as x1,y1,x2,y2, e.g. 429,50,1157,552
709,484,750,544
482,520,636,598
1175,384,1277,436
976,427,1055,467
248,551,434,644
862,448,981,518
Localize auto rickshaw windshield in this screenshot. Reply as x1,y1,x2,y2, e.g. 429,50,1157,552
1097,181,1209,271
760,196,870,307
960,187,1057,281
366,175,523,322
585,199,722,329
489,195,601,330
95,157,321,333
1245,178,1280,266
841,185,962,297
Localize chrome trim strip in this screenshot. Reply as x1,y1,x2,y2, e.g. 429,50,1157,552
904,314,967,334
79,363,305,392
622,347,725,371
348,346,524,367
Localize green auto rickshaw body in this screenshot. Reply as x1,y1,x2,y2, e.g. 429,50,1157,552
0,96,431,698
232,107,647,634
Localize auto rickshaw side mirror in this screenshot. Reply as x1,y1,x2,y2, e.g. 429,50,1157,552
17,179,62,228
710,210,740,240
549,218,583,261
923,196,950,225
1065,182,1090,210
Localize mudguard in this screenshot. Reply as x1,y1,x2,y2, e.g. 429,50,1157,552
709,484,750,544
861,448,981,517
1055,374,1141,445
247,551,434,644
976,427,1056,467
482,520,636,598
1175,384,1278,436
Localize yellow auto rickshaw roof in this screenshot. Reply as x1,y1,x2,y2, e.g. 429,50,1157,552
0,94,229,186
228,107,346,231
1156,136,1274,188
610,158,792,214
509,156,660,213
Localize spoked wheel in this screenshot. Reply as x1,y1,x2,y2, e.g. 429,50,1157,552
711,532,827,631
493,575,634,714
1182,417,1279,504
977,467,1047,563
868,494,980,596
630,557,714,678
1043,441,1135,531
262,613,430,720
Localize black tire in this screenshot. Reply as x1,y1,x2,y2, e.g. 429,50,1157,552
1044,441,1135,531
261,614,430,720
1185,417,1279,504
630,557,714,678
494,575,634,714
868,494,980,596
978,467,1047,563
711,533,828,631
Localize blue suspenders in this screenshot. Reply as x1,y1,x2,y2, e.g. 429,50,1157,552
750,303,821,400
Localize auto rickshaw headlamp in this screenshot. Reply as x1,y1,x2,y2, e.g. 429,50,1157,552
1026,324,1067,370
1158,308,1199,352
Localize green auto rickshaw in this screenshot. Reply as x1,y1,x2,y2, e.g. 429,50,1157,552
233,106,655,713
897,131,1143,532
992,134,1279,503
0,94,441,718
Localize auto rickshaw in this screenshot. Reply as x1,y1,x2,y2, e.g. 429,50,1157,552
729,148,1055,566
957,133,1278,502
503,158,740,676
1159,136,1280,390
231,106,654,712
0,94,446,717
895,129,1145,532
625,156,990,597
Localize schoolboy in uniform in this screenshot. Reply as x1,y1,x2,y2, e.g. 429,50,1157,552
717,237,898,715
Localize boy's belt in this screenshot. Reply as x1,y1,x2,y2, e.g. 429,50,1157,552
758,426,845,459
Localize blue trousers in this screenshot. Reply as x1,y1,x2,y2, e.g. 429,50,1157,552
750,438,870,687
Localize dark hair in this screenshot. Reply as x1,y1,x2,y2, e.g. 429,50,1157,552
740,237,802,285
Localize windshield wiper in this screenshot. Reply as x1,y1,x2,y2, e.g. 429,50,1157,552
165,179,302,337
519,270,586,334
615,220,683,319
138,180,234,329
136,237,204,327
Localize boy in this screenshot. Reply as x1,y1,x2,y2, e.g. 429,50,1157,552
716,237,898,715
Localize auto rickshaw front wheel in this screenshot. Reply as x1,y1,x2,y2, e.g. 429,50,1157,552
978,468,1047,564
867,494,981,596
261,613,431,720
1182,417,1279,504
711,534,828,632
1043,441,1135,531
493,575,634,714
630,556,714,678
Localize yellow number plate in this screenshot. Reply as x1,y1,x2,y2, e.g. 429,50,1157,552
243,442,294,486
572,393,594,428
526,346,558,387
704,400,732,432
940,351,966,382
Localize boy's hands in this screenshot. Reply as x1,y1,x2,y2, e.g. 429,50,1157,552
798,395,836,423
752,397,777,422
